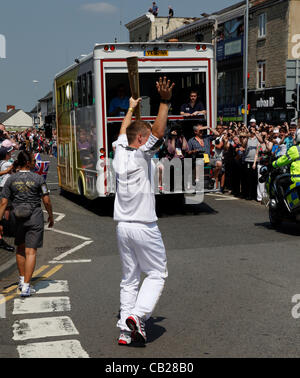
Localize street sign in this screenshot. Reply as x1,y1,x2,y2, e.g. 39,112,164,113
291,83,300,111
286,59,300,103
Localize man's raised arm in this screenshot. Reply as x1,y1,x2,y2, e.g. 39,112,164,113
119,97,141,135
152,77,175,140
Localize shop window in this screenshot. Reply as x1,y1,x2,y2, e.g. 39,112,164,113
258,13,266,38
257,61,266,89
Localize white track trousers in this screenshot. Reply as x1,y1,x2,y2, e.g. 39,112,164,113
116,221,168,331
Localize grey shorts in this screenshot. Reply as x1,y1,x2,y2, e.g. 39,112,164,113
13,207,44,249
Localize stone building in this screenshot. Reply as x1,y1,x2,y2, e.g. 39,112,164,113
247,0,300,123
134,0,300,123
155,1,246,121
125,13,198,42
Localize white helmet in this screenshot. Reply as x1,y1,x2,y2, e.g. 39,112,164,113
295,128,300,144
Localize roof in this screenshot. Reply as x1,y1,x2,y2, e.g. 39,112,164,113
0,109,21,123
125,13,198,29
38,91,53,102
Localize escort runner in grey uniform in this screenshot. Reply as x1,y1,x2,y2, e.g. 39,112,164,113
0,151,54,297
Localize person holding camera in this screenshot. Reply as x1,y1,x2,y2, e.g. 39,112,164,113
166,124,189,160
0,150,54,297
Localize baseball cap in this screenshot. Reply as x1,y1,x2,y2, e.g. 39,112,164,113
290,121,297,126
250,118,256,123
273,128,280,133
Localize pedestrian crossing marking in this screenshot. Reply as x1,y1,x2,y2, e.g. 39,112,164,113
32,280,69,294
17,339,89,358
13,296,71,315
13,316,79,341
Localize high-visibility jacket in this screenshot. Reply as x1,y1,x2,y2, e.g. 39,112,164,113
272,145,300,183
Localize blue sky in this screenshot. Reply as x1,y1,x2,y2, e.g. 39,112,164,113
0,0,237,112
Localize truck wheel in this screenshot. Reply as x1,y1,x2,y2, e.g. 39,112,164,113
78,177,84,197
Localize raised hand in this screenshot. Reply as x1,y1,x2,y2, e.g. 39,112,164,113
156,76,175,100
129,97,142,109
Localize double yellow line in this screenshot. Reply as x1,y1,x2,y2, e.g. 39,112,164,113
0,264,63,305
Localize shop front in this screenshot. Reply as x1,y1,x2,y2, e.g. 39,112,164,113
248,87,295,124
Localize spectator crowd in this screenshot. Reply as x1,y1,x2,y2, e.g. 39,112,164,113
157,117,300,202
4,127,58,157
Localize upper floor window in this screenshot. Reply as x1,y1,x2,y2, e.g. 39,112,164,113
258,13,266,38
257,60,266,89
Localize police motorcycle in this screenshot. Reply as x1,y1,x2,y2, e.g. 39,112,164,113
259,158,300,227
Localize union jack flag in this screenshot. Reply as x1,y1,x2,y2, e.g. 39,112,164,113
34,153,41,162
34,160,50,180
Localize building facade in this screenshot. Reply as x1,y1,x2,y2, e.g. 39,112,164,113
38,91,55,128
247,0,300,123
155,1,247,121
130,0,300,124
125,13,198,42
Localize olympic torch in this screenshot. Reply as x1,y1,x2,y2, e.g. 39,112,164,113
126,56,141,120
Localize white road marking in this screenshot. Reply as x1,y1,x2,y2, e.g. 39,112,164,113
51,240,93,262
45,227,92,241
206,193,238,200
214,197,238,201
32,280,69,294
17,340,89,358
13,316,79,341
48,259,92,264
43,211,66,224
13,297,71,315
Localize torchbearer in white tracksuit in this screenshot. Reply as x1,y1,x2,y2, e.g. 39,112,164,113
113,77,175,345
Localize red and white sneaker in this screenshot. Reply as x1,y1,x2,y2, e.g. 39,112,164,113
118,330,132,346
126,315,147,344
